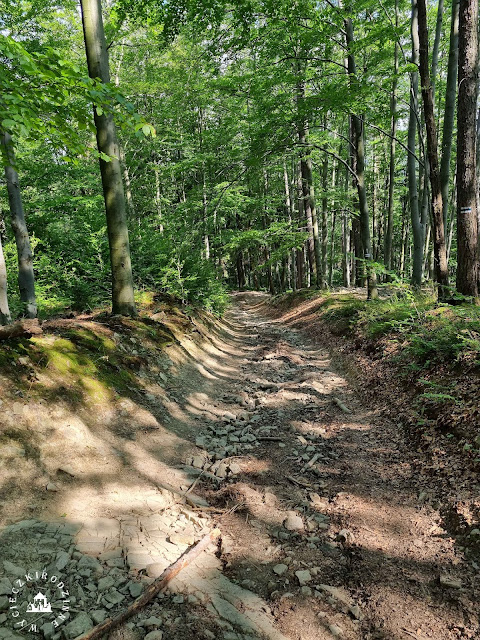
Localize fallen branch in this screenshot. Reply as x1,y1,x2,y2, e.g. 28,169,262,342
0,319,42,341
286,475,312,489
332,396,351,414
77,528,221,640
257,436,284,442
301,453,320,473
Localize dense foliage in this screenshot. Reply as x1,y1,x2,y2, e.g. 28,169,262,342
0,0,478,319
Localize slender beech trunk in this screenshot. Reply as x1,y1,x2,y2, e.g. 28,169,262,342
0,132,37,318
321,154,328,280
0,230,10,325
431,0,445,95
417,0,449,297
343,210,351,287
440,0,460,230
344,14,377,299
80,0,136,316
456,0,479,295
296,74,323,288
408,0,424,286
385,1,398,273
283,162,297,290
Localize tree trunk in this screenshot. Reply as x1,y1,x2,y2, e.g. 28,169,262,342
431,0,445,96
0,132,37,318
119,143,136,219
456,0,479,296
344,14,377,300
440,0,460,232
417,0,449,297
296,73,323,289
408,0,424,286
80,0,136,316
385,2,398,273
0,232,11,325
321,154,328,281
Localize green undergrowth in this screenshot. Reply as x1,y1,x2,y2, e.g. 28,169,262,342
317,289,480,372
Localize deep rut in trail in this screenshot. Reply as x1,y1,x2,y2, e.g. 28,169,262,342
0,292,479,640
202,292,480,640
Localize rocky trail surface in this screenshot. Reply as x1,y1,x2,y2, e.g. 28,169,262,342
0,292,479,640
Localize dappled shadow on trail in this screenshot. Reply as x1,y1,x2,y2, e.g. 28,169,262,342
0,292,478,639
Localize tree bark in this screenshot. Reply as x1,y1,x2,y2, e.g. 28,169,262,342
408,0,424,286
0,232,11,325
385,0,398,273
417,0,449,297
0,132,37,318
344,15,377,300
80,0,136,316
440,0,460,231
456,0,479,296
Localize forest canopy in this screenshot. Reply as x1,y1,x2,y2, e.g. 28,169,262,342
0,0,478,321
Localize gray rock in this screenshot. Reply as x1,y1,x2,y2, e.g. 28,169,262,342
3,561,26,578
295,570,311,586
144,632,163,640
78,555,103,576
192,456,205,469
104,589,125,605
300,586,312,596
228,462,242,475
284,511,304,531
273,564,288,576
349,604,363,620
55,551,70,571
328,624,344,638
64,613,93,640
139,616,163,628
215,462,228,478
128,581,144,597
439,575,462,589
91,610,107,625
40,623,55,639
0,578,12,595
0,596,9,611
172,595,184,604
97,576,115,591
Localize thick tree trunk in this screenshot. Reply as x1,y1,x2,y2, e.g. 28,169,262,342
0,132,37,318
408,0,425,286
80,0,136,316
440,0,460,230
439,0,460,230
456,0,479,296
417,0,449,297
344,15,377,300
0,234,11,325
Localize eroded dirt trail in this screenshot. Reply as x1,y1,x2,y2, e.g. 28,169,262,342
0,293,478,640
200,292,479,640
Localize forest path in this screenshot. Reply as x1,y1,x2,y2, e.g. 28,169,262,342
204,292,479,640
0,293,478,640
